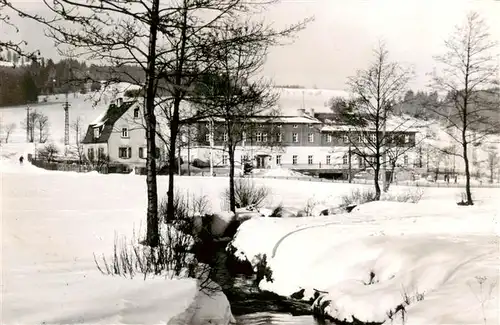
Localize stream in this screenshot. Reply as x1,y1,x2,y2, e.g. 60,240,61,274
207,247,329,325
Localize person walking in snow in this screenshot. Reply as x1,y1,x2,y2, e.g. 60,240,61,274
19,156,24,165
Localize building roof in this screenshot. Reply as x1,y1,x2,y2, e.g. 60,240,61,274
320,115,420,133
196,114,322,124
81,100,137,144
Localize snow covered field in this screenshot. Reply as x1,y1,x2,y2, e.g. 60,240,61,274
2,138,500,324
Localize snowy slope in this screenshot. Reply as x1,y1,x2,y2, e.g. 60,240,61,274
231,198,499,324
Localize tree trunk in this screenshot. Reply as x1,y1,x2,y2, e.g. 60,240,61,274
229,146,236,213
166,4,188,224
462,136,473,205
166,101,180,223
373,164,381,200
490,164,494,184
144,0,160,247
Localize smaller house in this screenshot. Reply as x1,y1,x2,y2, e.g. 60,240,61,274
81,98,164,169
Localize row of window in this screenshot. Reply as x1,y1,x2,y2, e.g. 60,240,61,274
205,132,411,144
88,146,157,160
218,154,409,166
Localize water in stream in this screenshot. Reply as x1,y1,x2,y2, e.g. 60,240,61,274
235,312,326,325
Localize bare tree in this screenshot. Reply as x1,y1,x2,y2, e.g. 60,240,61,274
193,23,280,212
337,42,414,199
486,146,499,184
7,0,310,245
71,116,85,164
2,122,16,143
0,2,39,62
22,110,39,143
37,143,59,162
36,113,49,143
429,12,499,205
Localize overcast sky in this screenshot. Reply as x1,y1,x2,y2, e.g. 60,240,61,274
3,0,500,91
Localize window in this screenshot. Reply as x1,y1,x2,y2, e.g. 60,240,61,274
121,127,129,138
277,124,283,128
358,134,362,143
118,147,132,159
93,127,100,139
222,154,228,165
370,133,376,143
404,134,410,144
242,132,247,142
133,108,140,118
256,132,262,142
276,133,282,142
276,155,282,165
87,148,94,161
263,133,268,142
343,154,348,165
155,147,161,159
292,133,298,143
343,134,349,143
205,133,210,142
326,155,331,165
223,132,228,142
308,133,314,143
404,155,409,165
308,155,313,165
139,147,146,159
98,147,105,159
309,124,313,128
326,134,332,143
293,124,298,128
292,155,298,165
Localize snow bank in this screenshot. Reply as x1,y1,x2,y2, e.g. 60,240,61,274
231,200,499,324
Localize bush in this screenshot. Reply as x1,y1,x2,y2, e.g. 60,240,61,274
340,188,377,207
382,188,424,203
224,178,270,209
37,143,59,162
341,188,424,208
95,191,213,281
93,227,203,279
159,190,210,225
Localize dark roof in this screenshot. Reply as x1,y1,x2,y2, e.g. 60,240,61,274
81,101,136,144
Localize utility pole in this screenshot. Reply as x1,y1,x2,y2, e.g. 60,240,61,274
63,90,70,148
26,105,30,142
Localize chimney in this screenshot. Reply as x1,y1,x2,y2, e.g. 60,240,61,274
297,108,306,116
116,97,123,106
310,108,315,116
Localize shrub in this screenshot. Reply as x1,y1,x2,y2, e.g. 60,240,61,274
341,188,424,208
340,188,377,207
37,143,59,162
303,197,319,216
159,190,210,225
224,178,270,209
382,188,424,203
93,227,204,280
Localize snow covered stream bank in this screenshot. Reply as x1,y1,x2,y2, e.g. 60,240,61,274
231,201,500,324
2,152,499,324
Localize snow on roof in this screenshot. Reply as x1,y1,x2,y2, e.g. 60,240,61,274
321,115,421,133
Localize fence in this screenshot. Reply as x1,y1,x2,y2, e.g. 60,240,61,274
201,173,500,188
30,159,111,174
